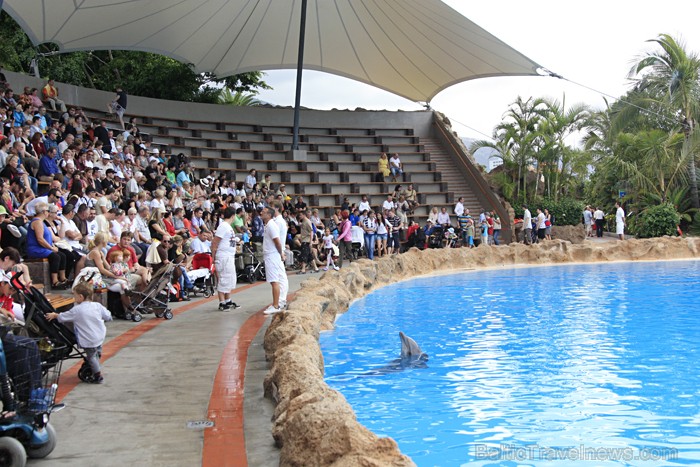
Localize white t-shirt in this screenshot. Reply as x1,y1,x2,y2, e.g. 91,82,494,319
382,200,395,212
358,200,371,213
523,209,532,228
214,221,238,257
190,237,212,254
62,218,83,249
616,207,625,224
274,214,288,248
322,234,334,249
264,219,282,257
454,202,464,216
390,156,402,168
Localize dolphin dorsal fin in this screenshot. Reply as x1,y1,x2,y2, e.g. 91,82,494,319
399,332,423,357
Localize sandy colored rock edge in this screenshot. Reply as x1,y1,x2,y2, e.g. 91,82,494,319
263,237,700,466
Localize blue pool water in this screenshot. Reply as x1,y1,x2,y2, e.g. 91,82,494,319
320,261,700,466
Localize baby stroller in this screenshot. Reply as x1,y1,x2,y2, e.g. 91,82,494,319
350,225,365,260
236,243,265,283
10,274,99,386
127,264,176,321
427,225,445,249
188,253,217,298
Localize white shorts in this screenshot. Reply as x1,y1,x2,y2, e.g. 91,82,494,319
215,256,236,293
616,222,625,235
264,254,286,284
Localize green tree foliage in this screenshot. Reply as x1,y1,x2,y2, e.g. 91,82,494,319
634,203,681,238
0,11,271,103
539,197,585,226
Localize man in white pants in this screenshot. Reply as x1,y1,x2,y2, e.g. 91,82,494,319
615,201,626,241
272,200,289,309
211,207,241,311
262,206,287,315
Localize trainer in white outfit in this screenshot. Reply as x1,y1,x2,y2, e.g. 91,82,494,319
211,207,241,311
615,201,626,241
272,200,289,308
262,206,287,315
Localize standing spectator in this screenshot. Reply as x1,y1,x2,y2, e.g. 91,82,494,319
492,214,502,246
211,207,241,311
108,87,128,130
46,282,111,384
41,79,67,113
262,206,286,315
385,209,403,255
615,202,626,241
321,228,339,271
337,210,352,267
583,205,593,238
535,208,546,242
594,206,605,238
454,197,465,217
362,210,378,260
297,211,317,274
544,208,553,240
522,204,533,245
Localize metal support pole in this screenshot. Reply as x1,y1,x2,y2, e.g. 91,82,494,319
292,0,308,150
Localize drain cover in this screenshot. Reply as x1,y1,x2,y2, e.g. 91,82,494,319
186,420,215,429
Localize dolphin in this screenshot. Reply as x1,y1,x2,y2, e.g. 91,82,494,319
365,332,429,375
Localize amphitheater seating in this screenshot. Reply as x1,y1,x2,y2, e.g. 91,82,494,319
80,107,486,221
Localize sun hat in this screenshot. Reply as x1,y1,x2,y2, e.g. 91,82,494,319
200,178,210,187
0,206,7,216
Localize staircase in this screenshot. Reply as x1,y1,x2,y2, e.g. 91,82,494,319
422,138,484,215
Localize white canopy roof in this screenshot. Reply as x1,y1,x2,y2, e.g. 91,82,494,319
4,0,542,102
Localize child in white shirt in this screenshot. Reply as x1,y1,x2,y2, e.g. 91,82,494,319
47,282,112,384
322,228,339,271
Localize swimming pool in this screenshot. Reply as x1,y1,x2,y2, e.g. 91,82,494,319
320,260,700,466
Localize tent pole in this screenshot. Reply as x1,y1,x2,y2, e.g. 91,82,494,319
292,0,308,151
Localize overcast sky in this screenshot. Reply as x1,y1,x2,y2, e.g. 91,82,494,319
256,1,700,142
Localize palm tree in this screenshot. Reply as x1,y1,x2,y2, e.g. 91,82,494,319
218,88,262,106
629,33,700,208
537,97,591,200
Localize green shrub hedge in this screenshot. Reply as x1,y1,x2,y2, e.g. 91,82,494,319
539,197,586,226
635,203,681,238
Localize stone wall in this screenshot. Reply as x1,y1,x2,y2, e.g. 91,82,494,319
263,237,700,466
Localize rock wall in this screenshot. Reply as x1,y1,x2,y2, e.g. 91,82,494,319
263,237,700,466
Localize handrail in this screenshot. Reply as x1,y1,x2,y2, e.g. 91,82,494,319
432,114,512,243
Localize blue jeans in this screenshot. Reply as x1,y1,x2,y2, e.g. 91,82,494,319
493,230,500,245
364,233,376,259
179,266,193,294
390,167,403,178
28,176,38,194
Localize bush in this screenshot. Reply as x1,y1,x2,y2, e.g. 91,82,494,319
539,197,585,226
635,203,681,238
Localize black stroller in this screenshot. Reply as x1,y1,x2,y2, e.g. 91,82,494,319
236,243,265,283
10,273,106,388
427,225,445,249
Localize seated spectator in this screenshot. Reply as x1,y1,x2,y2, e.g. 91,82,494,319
87,232,133,310
427,206,439,224
309,209,324,231
294,195,307,213
41,79,68,113
382,194,396,216
26,201,69,289
389,153,404,182
108,231,148,288
403,183,418,212
1,89,17,108
38,147,63,182
358,195,371,213
190,231,212,254
437,207,451,228
28,88,44,110
377,153,390,182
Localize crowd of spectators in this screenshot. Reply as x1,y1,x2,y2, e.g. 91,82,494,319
0,75,514,297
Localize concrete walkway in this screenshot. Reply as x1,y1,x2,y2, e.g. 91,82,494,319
33,272,312,466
